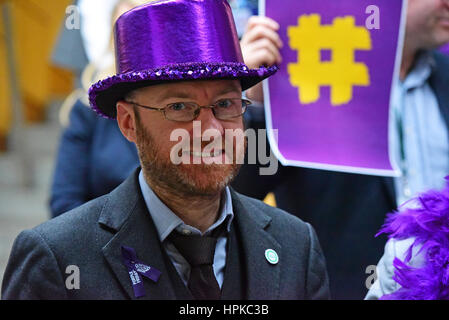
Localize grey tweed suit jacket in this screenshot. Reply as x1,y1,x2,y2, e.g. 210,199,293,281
1,169,330,300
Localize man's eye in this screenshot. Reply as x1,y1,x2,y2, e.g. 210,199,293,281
216,99,233,108
169,103,187,111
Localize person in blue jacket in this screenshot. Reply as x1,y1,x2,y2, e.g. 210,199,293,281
50,100,139,217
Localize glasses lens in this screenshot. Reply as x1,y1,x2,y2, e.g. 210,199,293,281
214,99,246,119
165,102,197,121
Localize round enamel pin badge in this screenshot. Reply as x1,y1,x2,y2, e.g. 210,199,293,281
265,249,279,265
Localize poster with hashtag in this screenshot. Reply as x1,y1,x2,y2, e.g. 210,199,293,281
261,0,405,176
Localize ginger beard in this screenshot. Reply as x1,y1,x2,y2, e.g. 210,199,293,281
134,112,245,197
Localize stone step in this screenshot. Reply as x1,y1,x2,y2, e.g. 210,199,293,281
0,104,63,289
0,120,61,189
0,144,57,190
0,186,49,291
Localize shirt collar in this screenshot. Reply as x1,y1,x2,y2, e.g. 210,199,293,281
401,50,435,91
138,170,234,242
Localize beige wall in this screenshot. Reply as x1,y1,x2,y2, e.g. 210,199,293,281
0,0,74,142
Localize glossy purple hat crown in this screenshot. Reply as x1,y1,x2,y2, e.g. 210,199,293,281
88,0,277,119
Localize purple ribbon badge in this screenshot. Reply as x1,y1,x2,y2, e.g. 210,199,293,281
121,245,161,298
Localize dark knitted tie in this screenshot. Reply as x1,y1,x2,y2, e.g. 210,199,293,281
169,228,223,300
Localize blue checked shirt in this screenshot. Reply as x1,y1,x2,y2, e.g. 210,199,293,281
391,51,449,205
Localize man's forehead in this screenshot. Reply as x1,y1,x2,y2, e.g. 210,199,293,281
134,79,242,102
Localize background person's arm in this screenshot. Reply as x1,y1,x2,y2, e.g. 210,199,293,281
50,101,96,217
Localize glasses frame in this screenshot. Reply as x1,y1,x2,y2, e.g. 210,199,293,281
125,98,252,122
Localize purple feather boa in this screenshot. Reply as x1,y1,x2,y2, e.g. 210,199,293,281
377,177,449,300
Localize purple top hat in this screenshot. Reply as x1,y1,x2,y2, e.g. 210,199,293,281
88,0,278,119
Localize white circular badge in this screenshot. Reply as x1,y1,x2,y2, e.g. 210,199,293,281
265,249,279,265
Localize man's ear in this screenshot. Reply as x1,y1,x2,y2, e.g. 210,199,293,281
116,101,137,143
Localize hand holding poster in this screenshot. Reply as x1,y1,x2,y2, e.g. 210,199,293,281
261,0,406,176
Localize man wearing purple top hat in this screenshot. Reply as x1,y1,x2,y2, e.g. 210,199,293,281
1,0,329,300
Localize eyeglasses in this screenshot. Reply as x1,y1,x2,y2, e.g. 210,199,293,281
126,98,251,122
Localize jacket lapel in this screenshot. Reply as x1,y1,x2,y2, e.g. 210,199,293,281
99,169,178,300
230,189,282,300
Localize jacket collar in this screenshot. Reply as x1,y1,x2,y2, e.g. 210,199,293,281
99,168,281,299
138,170,234,241
229,188,282,300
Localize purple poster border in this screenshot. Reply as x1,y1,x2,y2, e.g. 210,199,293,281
260,0,405,177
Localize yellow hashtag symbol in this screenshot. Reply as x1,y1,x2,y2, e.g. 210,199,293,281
287,14,372,106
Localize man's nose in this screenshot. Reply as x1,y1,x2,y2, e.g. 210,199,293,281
194,107,225,135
